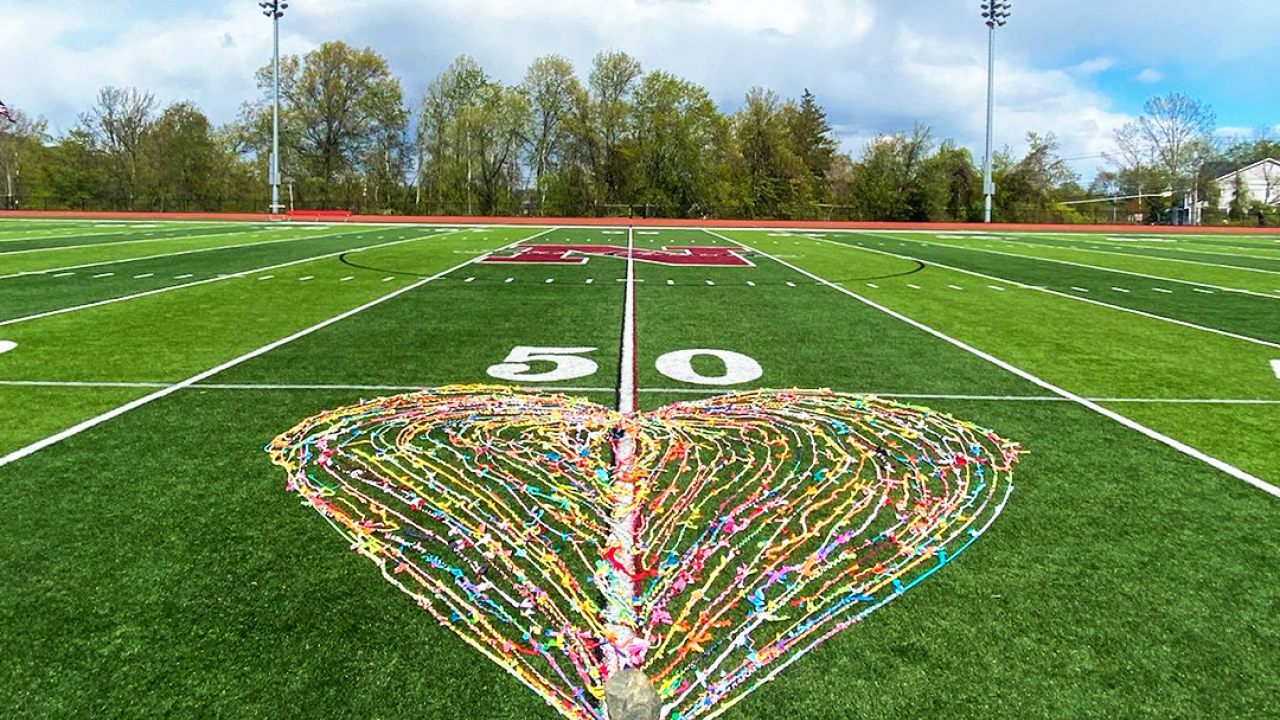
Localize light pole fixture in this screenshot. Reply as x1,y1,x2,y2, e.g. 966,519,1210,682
259,0,288,216
981,1,1011,224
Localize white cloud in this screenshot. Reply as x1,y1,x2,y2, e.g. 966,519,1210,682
1073,57,1115,75
1134,68,1163,83
7,0,1278,181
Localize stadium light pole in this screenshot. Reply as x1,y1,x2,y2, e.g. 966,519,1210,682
260,0,288,216
981,2,1011,224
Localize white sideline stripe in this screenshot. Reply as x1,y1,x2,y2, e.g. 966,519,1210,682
0,224,230,247
872,234,1280,300
3,379,1280,405
1012,237,1280,276
0,227,268,257
618,227,638,415
0,230,464,328
0,229,370,281
811,235,1280,351
709,229,1280,500
0,228,558,470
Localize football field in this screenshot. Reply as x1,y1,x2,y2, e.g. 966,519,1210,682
1,218,1278,718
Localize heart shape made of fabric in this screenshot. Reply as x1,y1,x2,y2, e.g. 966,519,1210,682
268,386,1020,719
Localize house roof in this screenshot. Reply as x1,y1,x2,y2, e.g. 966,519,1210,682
1207,157,1280,182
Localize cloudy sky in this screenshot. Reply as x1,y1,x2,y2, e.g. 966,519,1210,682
2,0,1278,180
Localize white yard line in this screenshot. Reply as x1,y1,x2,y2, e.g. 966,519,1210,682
0,230,463,328
0,223,230,245
0,228,371,281
603,225,641,677
803,235,1280,351
709,229,1280,500
859,233,1280,300
0,228,558,469
619,227,638,415
2,379,1278,405
0,227,269,257
999,238,1280,276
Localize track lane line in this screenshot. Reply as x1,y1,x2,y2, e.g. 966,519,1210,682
0,227,558,469
709,229,1280,500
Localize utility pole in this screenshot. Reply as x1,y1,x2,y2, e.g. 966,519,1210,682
981,2,1012,224
259,0,288,216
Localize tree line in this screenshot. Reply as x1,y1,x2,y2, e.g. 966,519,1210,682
1,42,1275,223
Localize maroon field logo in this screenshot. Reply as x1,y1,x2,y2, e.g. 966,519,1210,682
483,245,754,267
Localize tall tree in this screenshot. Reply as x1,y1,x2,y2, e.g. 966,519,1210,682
250,41,406,201
521,55,580,210
78,86,157,205
588,51,642,203
783,89,838,198
1138,93,1216,179
140,102,221,210
631,71,729,216
732,87,808,218
415,55,488,213
0,105,50,209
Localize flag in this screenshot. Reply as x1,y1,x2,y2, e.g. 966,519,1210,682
0,100,15,124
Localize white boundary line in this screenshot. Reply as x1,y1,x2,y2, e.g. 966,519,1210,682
813,233,1280,350
848,233,1280,300
707,229,1280,500
0,227,558,469
3,379,1280,405
0,223,236,244
980,235,1280,275
0,227,374,281
0,225,273,256
0,229,464,328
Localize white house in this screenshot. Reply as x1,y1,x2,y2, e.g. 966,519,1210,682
1211,158,1280,211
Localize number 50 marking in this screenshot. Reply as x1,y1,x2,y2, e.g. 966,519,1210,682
486,346,762,386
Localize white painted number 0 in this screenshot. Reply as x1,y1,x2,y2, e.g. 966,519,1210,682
486,346,600,382
654,349,763,386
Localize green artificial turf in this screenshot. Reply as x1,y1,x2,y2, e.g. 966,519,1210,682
0,220,1277,719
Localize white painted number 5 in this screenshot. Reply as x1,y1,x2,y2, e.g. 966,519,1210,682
487,346,599,383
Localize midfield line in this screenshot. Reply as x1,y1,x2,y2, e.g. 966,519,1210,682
847,232,1280,300
709,229,1280,500
0,227,371,281
808,233,1280,351
603,224,643,678
0,229,462,328
0,227,558,469
619,226,638,414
